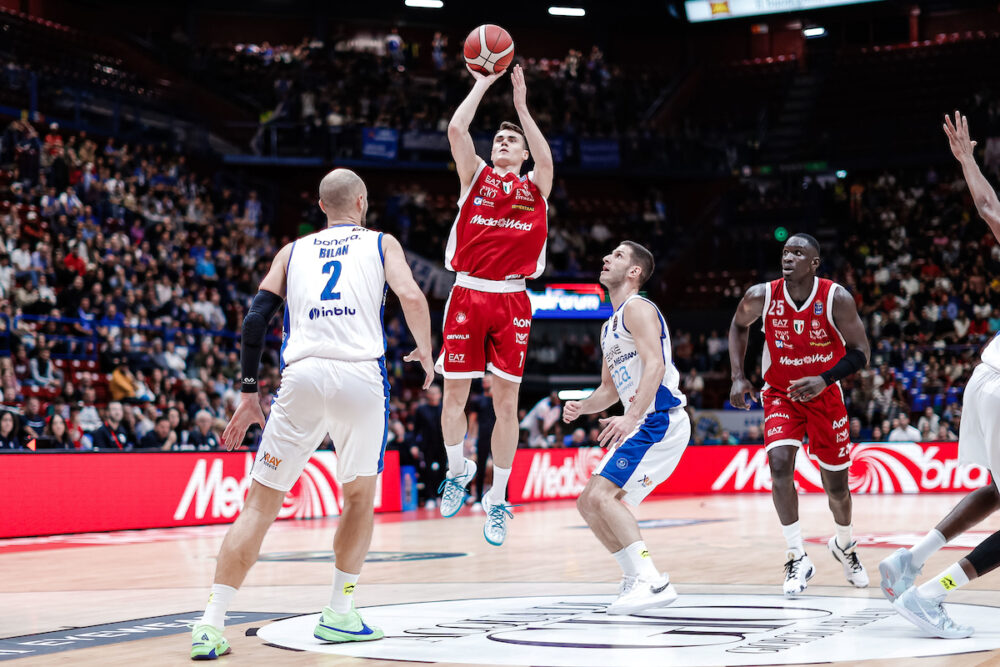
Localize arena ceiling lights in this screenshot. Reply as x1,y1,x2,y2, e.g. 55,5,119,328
403,0,443,8
548,6,587,16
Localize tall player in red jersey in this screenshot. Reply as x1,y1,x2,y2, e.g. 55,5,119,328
729,233,871,597
435,64,553,546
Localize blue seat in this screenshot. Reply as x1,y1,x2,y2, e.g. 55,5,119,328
911,393,930,412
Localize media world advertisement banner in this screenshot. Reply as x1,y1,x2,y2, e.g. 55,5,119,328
361,127,399,160
0,451,401,538
509,442,988,503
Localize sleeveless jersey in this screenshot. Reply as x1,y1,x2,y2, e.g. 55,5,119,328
444,162,547,281
280,224,386,368
981,333,1000,372
599,294,686,416
761,277,847,394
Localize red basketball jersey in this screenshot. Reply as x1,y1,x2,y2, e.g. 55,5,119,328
762,277,847,394
444,162,547,281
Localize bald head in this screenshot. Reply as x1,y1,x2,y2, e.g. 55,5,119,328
318,169,368,225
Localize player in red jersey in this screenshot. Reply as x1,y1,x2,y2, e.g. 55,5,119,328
729,233,871,597
434,64,553,545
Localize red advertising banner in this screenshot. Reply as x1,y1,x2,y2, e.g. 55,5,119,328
0,450,400,538
508,442,990,503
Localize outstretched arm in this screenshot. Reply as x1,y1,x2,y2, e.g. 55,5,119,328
448,70,503,195
945,111,1000,237
511,64,553,199
728,284,765,409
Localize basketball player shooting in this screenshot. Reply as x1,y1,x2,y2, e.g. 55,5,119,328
189,169,435,660
563,242,691,615
879,111,1000,639
729,233,871,597
434,63,553,546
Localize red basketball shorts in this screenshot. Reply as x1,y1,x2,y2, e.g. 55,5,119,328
762,386,851,470
435,285,532,383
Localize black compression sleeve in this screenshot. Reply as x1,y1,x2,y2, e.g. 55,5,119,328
240,290,284,393
820,348,867,386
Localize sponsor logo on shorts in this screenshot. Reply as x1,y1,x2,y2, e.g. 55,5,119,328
767,427,783,437
479,186,498,199
513,317,530,328
814,301,824,315
793,320,805,334
639,476,653,488
261,452,282,471
455,312,467,324
515,332,529,345
511,204,535,211
616,458,628,469
779,352,834,366
836,430,850,443
309,306,356,320
448,353,466,363
832,416,848,429
765,412,790,421
447,333,470,340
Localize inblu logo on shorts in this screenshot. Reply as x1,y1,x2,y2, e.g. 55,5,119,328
309,306,357,320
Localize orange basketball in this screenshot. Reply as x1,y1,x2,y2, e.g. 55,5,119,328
463,24,514,75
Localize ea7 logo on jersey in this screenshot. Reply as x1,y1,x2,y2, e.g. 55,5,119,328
515,332,529,345
484,175,503,189
772,319,789,329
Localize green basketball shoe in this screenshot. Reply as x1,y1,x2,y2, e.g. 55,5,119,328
313,605,384,643
190,623,230,660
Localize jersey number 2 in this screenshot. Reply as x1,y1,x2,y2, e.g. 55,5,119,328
321,260,342,301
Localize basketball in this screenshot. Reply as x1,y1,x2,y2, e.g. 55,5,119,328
463,24,514,75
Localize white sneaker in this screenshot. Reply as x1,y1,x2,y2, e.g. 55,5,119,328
606,573,677,615
482,494,514,546
828,537,869,588
893,588,973,639
783,552,815,597
438,459,476,518
879,548,921,602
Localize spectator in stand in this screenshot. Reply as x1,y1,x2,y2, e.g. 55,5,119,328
91,401,135,450
683,368,705,410
109,359,137,401
467,375,496,505
888,412,921,442
29,347,62,389
140,415,176,450
917,406,940,440
935,421,958,441
43,413,75,449
21,396,45,440
0,410,22,449
412,384,446,508
76,386,103,434
181,409,221,451
519,392,562,448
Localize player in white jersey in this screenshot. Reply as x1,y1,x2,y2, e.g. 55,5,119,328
879,112,1000,639
563,241,690,616
190,169,435,660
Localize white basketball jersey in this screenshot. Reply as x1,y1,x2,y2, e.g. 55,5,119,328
599,294,686,416
280,224,386,368
981,333,1000,373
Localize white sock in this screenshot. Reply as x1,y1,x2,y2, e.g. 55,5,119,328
612,547,637,575
445,442,465,477
781,521,804,557
200,583,236,629
918,562,969,600
624,540,660,579
910,529,946,568
835,523,853,550
487,466,511,503
330,568,360,613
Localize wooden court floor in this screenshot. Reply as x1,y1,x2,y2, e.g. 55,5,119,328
4,493,1000,666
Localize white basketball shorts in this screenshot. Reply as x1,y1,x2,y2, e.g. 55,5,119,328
251,356,389,492
593,407,690,506
959,363,1000,479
